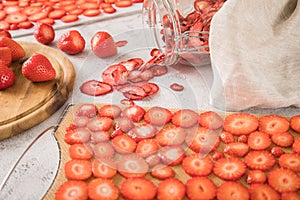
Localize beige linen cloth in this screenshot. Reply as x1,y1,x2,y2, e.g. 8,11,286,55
209,0,300,111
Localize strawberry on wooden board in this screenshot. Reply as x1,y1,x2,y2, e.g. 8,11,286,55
171,109,199,128
33,22,55,44
249,184,280,200
21,53,56,82
117,154,149,178
0,65,15,90
271,131,294,147
157,178,185,200
259,114,290,135
213,157,246,181
217,181,249,200
247,131,271,150
90,131,110,143
246,170,267,184
0,47,12,66
223,113,259,135
76,104,98,118
158,145,185,166
114,117,134,133
270,146,284,157
290,115,300,133
74,116,89,128
244,150,276,171
92,158,117,179
120,178,157,200
268,168,300,193
55,180,88,200
281,192,300,200
87,116,113,132
127,123,157,142
57,30,85,55
135,139,159,158
64,159,93,181
111,134,137,154
151,164,175,180
99,104,121,119
68,144,93,160
155,125,186,146
64,128,91,144
223,142,249,157
199,110,223,130
121,105,145,122
182,154,213,177
292,137,300,153
88,178,119,200
186,177,217,200
219,131,235,144
144,106,173,126
90,31,117,58
93,142,115,159
0,36,25,61
278,153,300,172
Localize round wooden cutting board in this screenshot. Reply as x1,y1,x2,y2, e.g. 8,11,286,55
0,41,76,141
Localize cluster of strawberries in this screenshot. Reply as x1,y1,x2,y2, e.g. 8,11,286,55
55,103,300,200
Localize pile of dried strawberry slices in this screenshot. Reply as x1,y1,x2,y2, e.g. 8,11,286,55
54,103,300,200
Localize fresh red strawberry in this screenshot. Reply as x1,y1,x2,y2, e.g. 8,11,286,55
74,116,89,128
223,113,259,135
0,47,12,66
171,109,199,128
120,178,156,200
213,157,246,181
135,139,159,158
151,164,175,180
155,125,186,146
237,134,248,143
102,64,128,86
223,142,249,157
92,158,117,179
87,117,112,132
216,181,249,200
117,154,149,178
259,114,289,135
0,65,14,90
121,105,145,122
182,154,213,177
111,134,137,154
212,151,225,161
247,131,271,150
5,13,27,24
292,137,300,153
157,178,185,200
69,144,93,160
249,184,280,200
186,177,216,200
91,31,117,58
0,36,25,61
57,30,85,55
0,30,11,38
268,168,300,193
145,153,161,167
290,115,300,133
80,80,113,96
144,106,172,126
158,145,185,166
127,123,157,142
279,153,300,172
55,180,88,200
219,131,235,144
64,128,91,144
270,146,284,157
99,104,121,119
246,170,267,184
76,104,98,118
114,117,134,133
88,178,119,200
33,22,55,44
199,110,223,130
244,150,276,171
90,131,110,143
281,192,300,200
271,131,294,147
21,53,56,82
93,142,115,159
64,159,92,180
110,129,123,139
185,126,220,155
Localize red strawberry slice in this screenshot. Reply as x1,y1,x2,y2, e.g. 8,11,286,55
120,178,156,200
223,142,249,157
237,134,248,143
246,170,267,184
219,131,235,144
117,154,149,178
88,178,119,200
102,6,116,14
118,84,147,100
74,116,89,128
64,128,91,144
151,164,175,180
135,139,159,158
55,180,88,200
61,14,79,23
271,132,294,147
64,159,92,180
0,30,11,38
114,117,134,133
92,158,117,179
22,6,43,16
83,9,101,17
145,154,161,167
270,146,284,157
244,150,276,171
217,181,249,200
259,115,289,135
80,80,113,96
0,47,12,66
119,59,142,71
281,192,300,200
48,9,66,19
213,157,246,181
293,137,300,154
249,184,280,200
111,134,137,154
182,154,213,177
99,104,121,119
57,30,85,55
115,40,128,47
290,115,300,133
93,142,115,159
34,22,55,44
199,110,223,130
144,82,159,96
127,123,157,142
157,178,185,200
121,105,145,122
87,117,112,132
76,103,98,118
0,21,10,31
102,64,128,86
18,21,34,29
155,125,186,146
0,66,14,90
69,144,93,160
5,13,27,24
158,145,185,166
223,113,259,135
28,12,48,22
212,151,225,161
278,153,300,172
115,0,133,7
21,53,56,82
90,131,110,143
144,106,172,126
91,31,117,58
247,131,271,150
171,109,199,128
0,36,25,61
186,177,216,200
268,168,300,193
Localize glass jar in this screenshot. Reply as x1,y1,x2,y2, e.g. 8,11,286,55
142,0,225,66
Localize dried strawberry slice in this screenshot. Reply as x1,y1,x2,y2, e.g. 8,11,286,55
48,9,66,19
102,64,128,86
119,59,141,71
115,40,128,47
115,0,133,7
5,13,27,24
128,124,157,142
80,80,113,96
22,6,43,16
146,82,159,96
118,84,147,97
102,6,116,14
28,12,48,22
61,14,79,23
83,9,101,17
0,21,10,30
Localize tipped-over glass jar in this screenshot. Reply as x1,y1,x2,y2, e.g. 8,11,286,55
142,0,226,66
